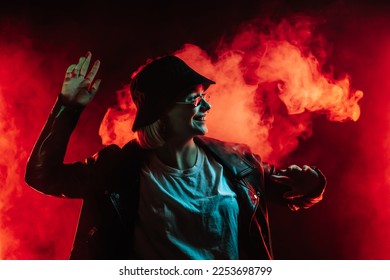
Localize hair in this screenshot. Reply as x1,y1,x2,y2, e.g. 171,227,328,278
135,119,166,149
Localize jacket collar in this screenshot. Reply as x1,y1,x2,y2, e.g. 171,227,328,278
194,136,256,178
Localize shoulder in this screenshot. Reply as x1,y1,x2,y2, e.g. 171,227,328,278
90,139,143,164
195,136,254,158
195,136,262,178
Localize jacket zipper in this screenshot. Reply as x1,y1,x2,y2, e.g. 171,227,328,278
241,178,273,259
109,192,126,228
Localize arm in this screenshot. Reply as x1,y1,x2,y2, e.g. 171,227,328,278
25,52,103,198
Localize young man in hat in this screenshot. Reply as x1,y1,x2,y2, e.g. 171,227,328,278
25,52,326,259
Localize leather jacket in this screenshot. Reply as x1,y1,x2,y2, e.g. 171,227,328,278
25,96,325,259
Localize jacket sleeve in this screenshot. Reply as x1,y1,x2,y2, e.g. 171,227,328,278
25,95,120,199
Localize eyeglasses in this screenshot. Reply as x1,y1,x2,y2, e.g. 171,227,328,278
175,93,210,107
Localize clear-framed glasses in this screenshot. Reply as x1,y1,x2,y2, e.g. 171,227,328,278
176,93,210,107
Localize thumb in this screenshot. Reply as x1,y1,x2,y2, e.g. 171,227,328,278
270,174,291,185
64,64,76,80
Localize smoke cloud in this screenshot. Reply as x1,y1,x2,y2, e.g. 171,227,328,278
0,21,82,259
1,2,390,260
101,16,363,165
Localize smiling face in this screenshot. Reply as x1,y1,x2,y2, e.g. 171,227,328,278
165,84,211,143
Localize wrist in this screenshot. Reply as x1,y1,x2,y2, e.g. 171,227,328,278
52,94,85,118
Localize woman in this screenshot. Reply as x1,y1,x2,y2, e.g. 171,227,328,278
25,52,326,259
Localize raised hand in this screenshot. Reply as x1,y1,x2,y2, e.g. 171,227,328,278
61,51,101,106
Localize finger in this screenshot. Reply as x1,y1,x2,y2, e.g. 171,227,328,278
302,165,311,170
302,202,314,209
80,51,92,77
290,200,313,210
284,165,303,177
85,60,101,81
90,79,101,95
302,165,317,174
283,190,304,199
73,56,86,76
65,64,76,79
287,203,300,211
79,78,91,89
270,174,292,185
304,195,323,204
287,165,303,173
273,168,289,176
270,174,289,180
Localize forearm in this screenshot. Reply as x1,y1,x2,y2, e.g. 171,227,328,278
25,95,84,194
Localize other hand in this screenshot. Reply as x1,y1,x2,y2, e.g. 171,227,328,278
61,51,101,106
270,165,326,211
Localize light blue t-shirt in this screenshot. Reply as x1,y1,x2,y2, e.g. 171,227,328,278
132,147,239,259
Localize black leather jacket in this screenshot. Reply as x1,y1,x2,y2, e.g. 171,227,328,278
25,97,325,259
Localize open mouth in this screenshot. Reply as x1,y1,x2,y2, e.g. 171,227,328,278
193,115,206,121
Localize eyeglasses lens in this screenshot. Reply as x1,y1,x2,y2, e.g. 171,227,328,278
193,94,209,107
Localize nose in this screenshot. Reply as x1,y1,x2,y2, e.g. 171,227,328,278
200,97,211,110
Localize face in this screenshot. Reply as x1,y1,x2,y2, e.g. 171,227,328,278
165,84,211,142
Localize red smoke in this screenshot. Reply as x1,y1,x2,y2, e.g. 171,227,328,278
0,91,19,258
0,24,81,259
100,16,363,165
99,85,137,147
2,7,390,260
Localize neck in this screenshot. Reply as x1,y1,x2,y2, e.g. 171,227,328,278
155,138,198,170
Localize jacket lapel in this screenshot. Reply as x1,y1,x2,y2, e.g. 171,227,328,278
194,136,256,178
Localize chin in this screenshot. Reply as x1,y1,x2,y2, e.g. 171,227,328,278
191,122,208,136
197,127,208,136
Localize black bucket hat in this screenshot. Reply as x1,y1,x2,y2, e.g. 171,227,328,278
130,55,215,132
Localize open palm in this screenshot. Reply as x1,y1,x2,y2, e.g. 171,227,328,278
61,51,101,106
